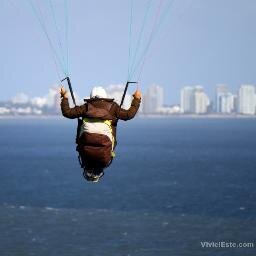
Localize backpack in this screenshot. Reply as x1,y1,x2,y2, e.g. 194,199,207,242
76,100,115,169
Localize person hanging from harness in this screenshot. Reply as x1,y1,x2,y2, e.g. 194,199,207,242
60,85,141,182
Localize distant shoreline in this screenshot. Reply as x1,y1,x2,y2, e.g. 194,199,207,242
0,114,256,120
0,115,63,120
138,114,256,119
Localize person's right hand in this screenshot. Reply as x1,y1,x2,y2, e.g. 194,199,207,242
60,86,68,98
133,90,142,99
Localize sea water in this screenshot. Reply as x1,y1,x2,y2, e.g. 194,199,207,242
0,117,255,256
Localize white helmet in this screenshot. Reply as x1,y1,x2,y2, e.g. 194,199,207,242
90,86,107,99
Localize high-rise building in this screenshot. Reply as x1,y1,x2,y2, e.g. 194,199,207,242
238,85,255,115
233,95,239,113
143,85,164,114
194,86,209,114
219,92,235,114
180,86,195,113
215,84,228,113
181,86,209,114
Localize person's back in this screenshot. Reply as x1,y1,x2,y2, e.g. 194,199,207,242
60,86,141,182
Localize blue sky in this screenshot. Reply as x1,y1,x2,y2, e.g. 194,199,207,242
1,0,256,104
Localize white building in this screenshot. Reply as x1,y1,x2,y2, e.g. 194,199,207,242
238,85,255,115
31,97,47,108
180,86,195,113
143,85,164,114
0,107,11,115
219,92,235,114
181,86,209,114
215,84,228,113
105,84,132,110
157,105,181,114
194,86,209,114
11,93,29,105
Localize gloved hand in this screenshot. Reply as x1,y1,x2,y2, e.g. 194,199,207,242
133,90,142,99
60,86,68,98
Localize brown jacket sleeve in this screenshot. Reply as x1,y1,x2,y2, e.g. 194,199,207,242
61,98,87,119
115,97,141,121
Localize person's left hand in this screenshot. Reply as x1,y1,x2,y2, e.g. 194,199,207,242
60,86,68,98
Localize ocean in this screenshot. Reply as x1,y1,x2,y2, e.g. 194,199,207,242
0,117,255,256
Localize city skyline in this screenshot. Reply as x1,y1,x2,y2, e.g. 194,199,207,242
1,82,256,116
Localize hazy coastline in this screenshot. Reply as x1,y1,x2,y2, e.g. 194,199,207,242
1,114,256,120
